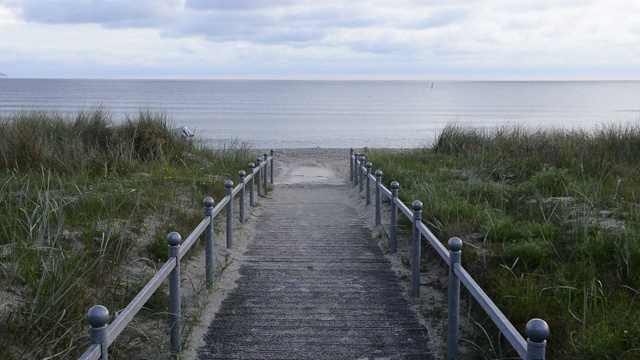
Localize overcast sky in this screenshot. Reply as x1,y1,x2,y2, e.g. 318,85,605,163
1,0,639,79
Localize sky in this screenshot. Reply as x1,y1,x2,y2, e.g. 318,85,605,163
0,0,639,80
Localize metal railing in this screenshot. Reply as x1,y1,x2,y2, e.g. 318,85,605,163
79,150,275,360
350,149,549,360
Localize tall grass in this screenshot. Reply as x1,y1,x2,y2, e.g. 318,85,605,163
0,110,253,358
367,123,640,359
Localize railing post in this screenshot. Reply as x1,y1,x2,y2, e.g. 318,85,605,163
411,200,423,298
204,197,215,288
239,171,246,224
249,162,255,206
447,237,463,360
350,148,354,183
375,170,382,226
353,152,359,186
390,181,399,254
270,149,275,184
225,180,234,249
365,162,372,205
525,319,550,360
359,155,365,192
263,153,269,194
257,157,263,197
167,232,182,358
87,305,109,360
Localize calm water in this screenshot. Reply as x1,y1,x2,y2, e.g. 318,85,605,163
1,79,640,148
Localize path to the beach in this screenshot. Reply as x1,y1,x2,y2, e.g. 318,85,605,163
195,149,434,359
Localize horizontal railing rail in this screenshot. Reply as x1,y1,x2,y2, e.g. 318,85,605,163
79,150,275,360
350,148,549,360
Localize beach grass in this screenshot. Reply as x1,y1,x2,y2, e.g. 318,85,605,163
0,110,254,358
366,124,640,359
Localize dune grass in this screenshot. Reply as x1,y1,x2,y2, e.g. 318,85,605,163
0,110,254,359
366,124,640,359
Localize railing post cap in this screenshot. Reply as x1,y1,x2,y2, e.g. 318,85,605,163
375,169,383,177
249,162,255,168
87,305,109,328
257,157,262,163
365,162,372,168
525,318,550,343
225,180,234,188
448,237,463,251
239,169,246,177
350,148,354,152
359,155,365,160
270,149,275,155
204,197,215,208
167,231,181,246
391,181,400,190
412,200,423,211
264,152,268,157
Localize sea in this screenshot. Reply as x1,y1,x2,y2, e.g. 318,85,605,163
1,79,640,149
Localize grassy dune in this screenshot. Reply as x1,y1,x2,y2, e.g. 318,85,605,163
367,124,640,359
0,110,253,359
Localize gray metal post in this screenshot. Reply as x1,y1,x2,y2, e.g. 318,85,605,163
87,305,109,360
390,181,399,254
263,153,269,193
257,157,263,197
411,200,423,298
225,180,234,249
204,197,215,288
354,152,359,186
365,162,372,205
525,319,550,360
447,237,463,360
350,148,354,183
167,232,181,358
239,171,246,224
359,155,365,192
249,162,255,206
375,170,382,226
270,149,275,184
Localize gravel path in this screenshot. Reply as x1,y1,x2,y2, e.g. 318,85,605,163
194,149,434,359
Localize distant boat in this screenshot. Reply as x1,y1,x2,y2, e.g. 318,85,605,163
431,83,434,89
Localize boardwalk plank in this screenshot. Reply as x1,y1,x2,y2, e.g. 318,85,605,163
197,183,433,359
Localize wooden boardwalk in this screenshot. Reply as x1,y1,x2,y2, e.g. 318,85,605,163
198,182,434,359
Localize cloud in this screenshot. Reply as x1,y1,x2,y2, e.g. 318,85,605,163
1,0,640,79
186,0,295,11
19,0,181,26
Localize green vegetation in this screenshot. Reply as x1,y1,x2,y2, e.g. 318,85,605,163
0,110,253,358
367,124,640,359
